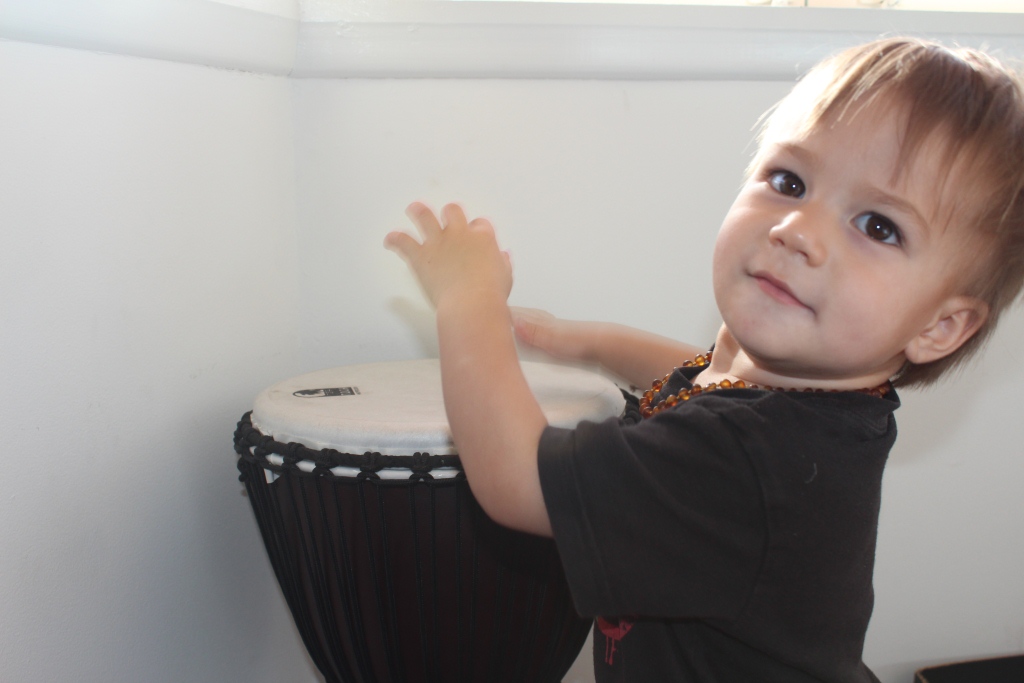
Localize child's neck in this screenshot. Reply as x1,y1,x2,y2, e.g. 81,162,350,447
694,325,894,392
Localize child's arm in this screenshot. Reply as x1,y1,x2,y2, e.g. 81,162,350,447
385,202,552,537
512,307,706,388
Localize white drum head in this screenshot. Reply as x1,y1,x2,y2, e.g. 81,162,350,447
250,359,625,456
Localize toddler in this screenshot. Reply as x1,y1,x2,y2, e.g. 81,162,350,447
384,37,1024,682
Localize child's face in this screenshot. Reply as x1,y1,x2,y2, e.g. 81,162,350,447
712,96,984,386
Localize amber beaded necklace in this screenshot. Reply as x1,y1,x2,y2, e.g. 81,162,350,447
639,351,892,419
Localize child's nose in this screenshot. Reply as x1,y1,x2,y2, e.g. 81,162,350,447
768,210,828,266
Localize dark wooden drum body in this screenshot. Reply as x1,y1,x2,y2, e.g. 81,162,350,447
234,359,625,683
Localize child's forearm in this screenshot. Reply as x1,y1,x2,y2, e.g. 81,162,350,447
436,292,552,537
588,324,706,388
385,203,553,537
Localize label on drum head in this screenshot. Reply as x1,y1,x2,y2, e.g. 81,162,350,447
293,387,361,398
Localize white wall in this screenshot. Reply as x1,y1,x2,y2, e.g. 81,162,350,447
292,78,773,369
0,40,311,682
1,2,1022,683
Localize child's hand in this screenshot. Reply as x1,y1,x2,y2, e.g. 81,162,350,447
511,307,598,364
514,307,706,387
384,202,512,309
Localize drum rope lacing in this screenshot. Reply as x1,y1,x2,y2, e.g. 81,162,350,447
234,412,465,483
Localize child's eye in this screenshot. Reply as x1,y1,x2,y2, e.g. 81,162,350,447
853,212,901,246
767,171,806,198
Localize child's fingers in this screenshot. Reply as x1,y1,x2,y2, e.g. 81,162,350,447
441,203,469,232
383,230,420,264
405,202,443,240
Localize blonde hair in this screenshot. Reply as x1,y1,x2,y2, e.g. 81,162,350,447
757,37,1024,388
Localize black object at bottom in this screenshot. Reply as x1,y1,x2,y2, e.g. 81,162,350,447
235,412,591,683
915,655,1024,683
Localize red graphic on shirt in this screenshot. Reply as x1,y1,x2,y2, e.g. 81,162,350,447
597,616,634,666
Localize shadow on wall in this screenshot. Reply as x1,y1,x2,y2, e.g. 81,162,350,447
388,297,440,358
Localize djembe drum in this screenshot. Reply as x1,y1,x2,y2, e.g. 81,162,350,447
235,359,625,683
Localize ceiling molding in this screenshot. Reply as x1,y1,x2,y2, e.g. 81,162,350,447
0,0,298,75
3,0,1024,80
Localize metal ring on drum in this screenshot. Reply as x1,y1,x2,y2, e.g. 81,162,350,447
234,359,626,683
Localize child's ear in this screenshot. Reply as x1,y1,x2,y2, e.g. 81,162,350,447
904,296,989,365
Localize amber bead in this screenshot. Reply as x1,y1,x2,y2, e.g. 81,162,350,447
638,351,887,420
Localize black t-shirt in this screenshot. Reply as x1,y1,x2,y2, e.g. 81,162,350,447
538,364,899,683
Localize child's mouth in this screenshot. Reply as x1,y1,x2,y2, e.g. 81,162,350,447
753,273,811,310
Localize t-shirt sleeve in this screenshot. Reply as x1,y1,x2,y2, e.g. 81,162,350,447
538,400,766,620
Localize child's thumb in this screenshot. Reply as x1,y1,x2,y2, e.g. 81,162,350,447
512,315,537,346
511,308,547,347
